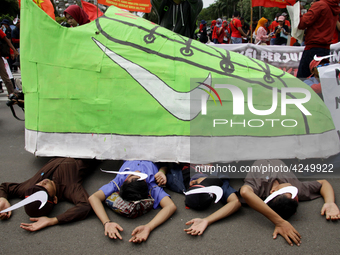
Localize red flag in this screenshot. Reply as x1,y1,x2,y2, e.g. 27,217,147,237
97,0,151,13
252,0,296,8
33,0,55,20
81,0,104,21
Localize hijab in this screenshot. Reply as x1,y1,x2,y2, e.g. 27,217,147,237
255,17,268,35
64,5,90,26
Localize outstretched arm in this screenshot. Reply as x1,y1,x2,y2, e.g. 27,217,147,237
0,181,43,224
20,217,58,231
240,185,301,246
129,196,176,243
184,193,241,235
0,194,59,231
0,197,12,220
0,196,59,231
88,190,123,240
317,180,340,220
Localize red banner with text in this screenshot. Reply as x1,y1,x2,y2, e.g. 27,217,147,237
97,0,151,13
252,0,296,8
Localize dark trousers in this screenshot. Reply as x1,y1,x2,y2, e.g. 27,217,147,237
8,57,17,72
297,47,330,79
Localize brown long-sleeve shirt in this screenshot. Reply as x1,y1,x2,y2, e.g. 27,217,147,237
0,158,95,224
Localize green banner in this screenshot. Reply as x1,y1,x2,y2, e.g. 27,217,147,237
21,0,339,162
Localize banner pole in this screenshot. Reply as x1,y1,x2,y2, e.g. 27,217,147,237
250,1,253,43
259,6,261,19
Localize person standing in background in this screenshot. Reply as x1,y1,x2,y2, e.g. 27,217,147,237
230,11,247,44
297,0,340,78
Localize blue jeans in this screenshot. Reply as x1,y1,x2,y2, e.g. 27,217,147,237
270,38,275,45
231,37,242,44
296,47,330,79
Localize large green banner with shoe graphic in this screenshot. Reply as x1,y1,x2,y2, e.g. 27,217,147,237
21,0,339,162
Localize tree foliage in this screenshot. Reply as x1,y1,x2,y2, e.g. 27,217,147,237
198,0,290,25
0,0,19,17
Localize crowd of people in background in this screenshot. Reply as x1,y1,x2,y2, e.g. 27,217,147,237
197,7,339,49
3,2,340,97
196,11,294,46
195,2,340,100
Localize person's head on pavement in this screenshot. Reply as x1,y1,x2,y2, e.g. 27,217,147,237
266,182,299,220
120,171,149,201
185,174,223,210
24,181,58,217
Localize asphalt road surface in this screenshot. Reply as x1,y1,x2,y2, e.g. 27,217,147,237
0,71,339,254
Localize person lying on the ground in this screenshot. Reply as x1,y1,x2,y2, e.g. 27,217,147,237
88,160,176,243
165,163,241,235
240,159,340,246
0,158,97,232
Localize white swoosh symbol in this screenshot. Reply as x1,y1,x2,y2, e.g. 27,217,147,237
264,186,298,204
100,168,148,181
92,38,212,121
0,191,48,213
314,54,334,62
184,185,223,203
